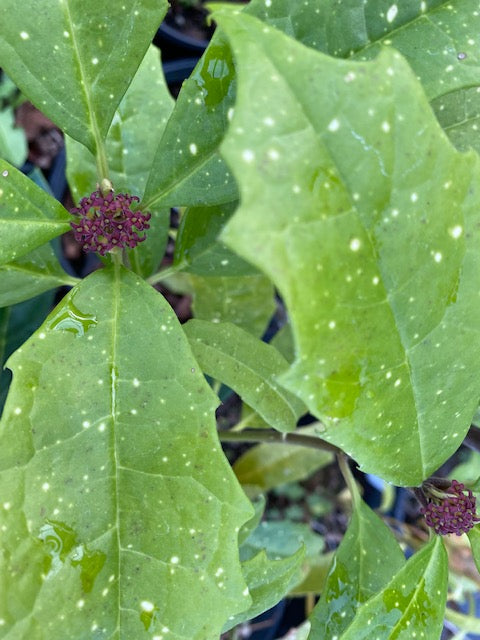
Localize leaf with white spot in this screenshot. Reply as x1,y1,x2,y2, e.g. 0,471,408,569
66,46,174,201
0,266,252,639
334,537,448,640
65,45,174,278
141,32,238,210
216,10,480,485
143,0,480,211
233,428,333,497
174,203,256,276
184,319,305,432
0,0,168,152
223,548,305,633
0,159,71,266
308,479,405,639
189,272,276,337
0,243,77,308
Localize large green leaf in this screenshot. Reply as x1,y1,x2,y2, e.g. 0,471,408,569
189,273,276,337
216,10,480,485
223,548,305,633
308,483,405,639
0,159,71,266
0,266,252,639
184,319,305,432
143,0,480,211
233,428,333,497
0,0,168,153
338,537,448,640
0,243,77,307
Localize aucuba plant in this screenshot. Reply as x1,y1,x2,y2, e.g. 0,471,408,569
3,1,480,639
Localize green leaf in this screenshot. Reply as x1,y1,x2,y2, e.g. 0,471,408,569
216,11,480,485
223,547,305,633
174,203,257,276
0,292,57,412
233,428,333,497
270,323,295,364
242,521,323,562
467,525,480,575
238,495,266,546
142,0,480,212
337,537,448,640
0,243,76,307
189,272,276,337
66,45,174,201
0,266,253,639
0,107,27,167
184,319,305,432
290,551,334,597
309,488,405,639
141,33,238,210
0,159,71,266
0,0,168,152
65,44,174,278
445,606,480,635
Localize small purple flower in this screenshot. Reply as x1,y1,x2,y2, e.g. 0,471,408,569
421,479,480,536
70,189,151,255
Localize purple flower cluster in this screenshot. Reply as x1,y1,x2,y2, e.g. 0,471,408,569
421,479,480,536
70,190,151,255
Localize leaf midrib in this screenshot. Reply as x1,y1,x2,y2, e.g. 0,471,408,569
110,261,121,636
62,1,102,156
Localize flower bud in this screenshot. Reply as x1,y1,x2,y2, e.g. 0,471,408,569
70,189,151,256
421,479,480,536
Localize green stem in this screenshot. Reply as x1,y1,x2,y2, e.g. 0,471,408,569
211,379,222,396
338,453,360,507
231,410,257,432
218,428,341,455
95,139,110,185
111,249,123,271
147,261,187,286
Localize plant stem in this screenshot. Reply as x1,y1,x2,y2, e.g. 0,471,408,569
95,138,110,185
218,428,341,455
111,249,124,270
231,410,257,432
147,261,187,286
338,452,360,506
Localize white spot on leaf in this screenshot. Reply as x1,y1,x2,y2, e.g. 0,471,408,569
386,5,398,23
328,118,340,132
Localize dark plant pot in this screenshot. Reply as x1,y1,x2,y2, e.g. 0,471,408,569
155,21,209,58
163,58,200,87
